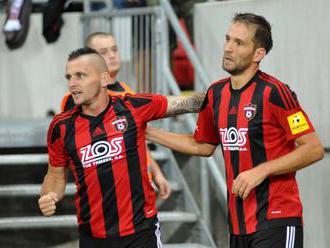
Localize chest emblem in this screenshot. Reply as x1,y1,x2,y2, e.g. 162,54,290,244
244,104,257,121
112,116,128,132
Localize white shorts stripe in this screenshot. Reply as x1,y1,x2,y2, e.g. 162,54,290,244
286,226,290,248
286,226,296,248
291,226,296,248
289,226,294,248
154,222,162,248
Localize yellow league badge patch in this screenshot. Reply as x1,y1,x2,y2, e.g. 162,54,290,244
287,111,310,135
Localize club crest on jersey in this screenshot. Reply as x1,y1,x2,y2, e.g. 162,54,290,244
112,117,128,132
244,104,257,121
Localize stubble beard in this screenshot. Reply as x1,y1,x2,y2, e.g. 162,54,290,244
222,57,250,76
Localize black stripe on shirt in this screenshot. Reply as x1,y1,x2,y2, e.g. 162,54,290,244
248,78,269,231
64,114,92,235
228,90,247,234
268,84,287,109
284,84,299,109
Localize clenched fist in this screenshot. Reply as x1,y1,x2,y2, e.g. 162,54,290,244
38,192,59,216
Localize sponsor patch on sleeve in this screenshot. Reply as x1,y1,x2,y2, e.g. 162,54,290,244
287,111,310,135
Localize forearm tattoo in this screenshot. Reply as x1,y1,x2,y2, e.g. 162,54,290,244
165,92,205,116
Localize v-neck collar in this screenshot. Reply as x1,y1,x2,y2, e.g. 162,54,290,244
230,70,260,94
79,97,112,121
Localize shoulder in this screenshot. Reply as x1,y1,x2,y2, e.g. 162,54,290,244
124,93,161,107
111,93,157,109
203,77,230,103
259,71,299,110
49,108,78,130
209,77,230,90
258,71,284,86
51,111,72,124
47,111,70,143
48,108,79,143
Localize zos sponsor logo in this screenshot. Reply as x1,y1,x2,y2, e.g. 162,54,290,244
80,138,124,168
219,127,248,151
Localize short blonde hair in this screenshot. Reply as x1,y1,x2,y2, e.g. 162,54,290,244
84,32,114,48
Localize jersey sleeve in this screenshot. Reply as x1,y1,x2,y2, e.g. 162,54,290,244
47,117,69,167
60,93,75,112
126,94,168,122
269,84,315,141
193,89,220,145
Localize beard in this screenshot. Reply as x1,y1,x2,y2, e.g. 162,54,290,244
222,55,253,76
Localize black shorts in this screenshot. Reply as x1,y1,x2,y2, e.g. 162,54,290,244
230,226,303,248
79,222,162,248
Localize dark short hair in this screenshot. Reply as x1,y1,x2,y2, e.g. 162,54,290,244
68,47,99,61
233,13,273,54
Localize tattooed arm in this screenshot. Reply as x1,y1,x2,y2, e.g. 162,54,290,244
164,92,205,117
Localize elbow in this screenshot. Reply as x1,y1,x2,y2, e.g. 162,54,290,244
197,147,215,157
315,145,325,162
201,150,214,157
195,143,215,157
312,141,324,162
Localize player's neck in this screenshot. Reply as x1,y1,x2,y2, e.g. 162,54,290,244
108,75,117,84
231,65,259,90
108,71,118,85
82,94,110,117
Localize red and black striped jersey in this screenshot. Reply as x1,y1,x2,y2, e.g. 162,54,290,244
60,81,154,180
194,70,314,235
48,94,167,238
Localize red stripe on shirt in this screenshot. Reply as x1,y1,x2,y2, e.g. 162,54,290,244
138,128,157,219
75,118,106,238
103,119,135,236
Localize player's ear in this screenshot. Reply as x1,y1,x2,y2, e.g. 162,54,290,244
100,71,110,87
253,47,266,63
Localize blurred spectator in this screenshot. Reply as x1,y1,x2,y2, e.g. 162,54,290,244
2,0,32,49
